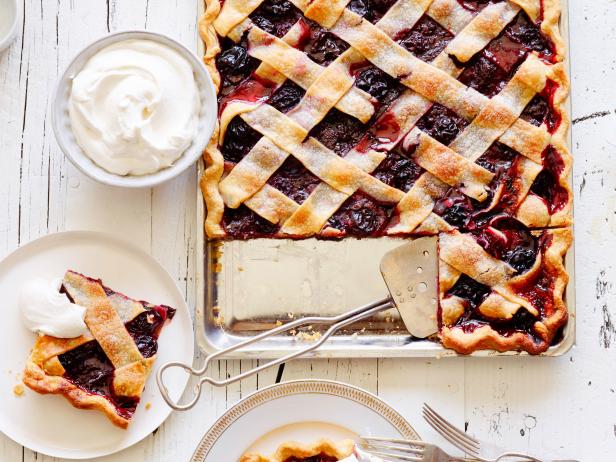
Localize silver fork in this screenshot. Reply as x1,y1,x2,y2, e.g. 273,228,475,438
422,403,579,462
359,436,468,462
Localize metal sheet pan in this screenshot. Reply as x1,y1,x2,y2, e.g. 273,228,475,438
195,0,575,358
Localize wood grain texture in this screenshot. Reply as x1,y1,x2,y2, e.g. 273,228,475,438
1,0,615,460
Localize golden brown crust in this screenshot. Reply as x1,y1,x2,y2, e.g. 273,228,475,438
23,356,131,429
240,439,355,462
199,1,572,353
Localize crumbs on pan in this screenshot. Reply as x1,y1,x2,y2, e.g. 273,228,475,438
275,320,283,327
295,331,322,342
212,306,225,327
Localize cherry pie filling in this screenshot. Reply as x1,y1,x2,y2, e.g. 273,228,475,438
57,286,175,420
441,221,559,342
214,0,564,240
283,456,339,462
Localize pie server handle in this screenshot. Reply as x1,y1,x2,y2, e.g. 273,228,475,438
157,296,394,411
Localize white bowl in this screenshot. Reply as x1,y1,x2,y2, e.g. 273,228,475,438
0,0,21,53
52,30,217,188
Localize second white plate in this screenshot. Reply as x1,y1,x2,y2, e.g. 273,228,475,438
191,379,419,462
0,231,194,459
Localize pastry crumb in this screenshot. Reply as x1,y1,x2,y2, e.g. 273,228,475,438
237,266,244,272
287,312,295,319
296,330,322,342
214,314,226,327
275,320,283,327
13,384,25,397
145,402,152,410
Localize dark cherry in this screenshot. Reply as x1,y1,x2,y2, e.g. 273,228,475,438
59,341,114,397
433,189,476,228
521,79,561,132
520,94,550,127
355,65,402,103
221,117,262,163
250,0,302,37
59,341,139,420
268,157,320,204
457,0,508,12
372,151,423,192
397,14,454,62
448,274,492,310
499,308,538,335
416,103,469,146
125,307,174,358
514,234,555,316
475,142,518,174
269,80,305,113
309,109,367,156
223,205,279,239
457,54,510,97
505,13,554,59
327,192,392,236
284,455,339,462
472,217,538,273
348,0,398,23
215,44,258,89
530,146,568,214
304,28,349,65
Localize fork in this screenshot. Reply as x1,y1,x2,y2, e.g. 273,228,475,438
359,436,467,462
422,403,579,462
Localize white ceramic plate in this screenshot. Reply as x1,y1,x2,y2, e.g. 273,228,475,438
0,231,194,459
191,380,419,462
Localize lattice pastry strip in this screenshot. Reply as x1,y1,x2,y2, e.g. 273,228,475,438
211,0,567,238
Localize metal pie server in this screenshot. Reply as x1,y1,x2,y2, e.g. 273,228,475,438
157,236,438,411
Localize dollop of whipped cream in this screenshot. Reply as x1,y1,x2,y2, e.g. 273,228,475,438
69,39,201,175
20,278,88,338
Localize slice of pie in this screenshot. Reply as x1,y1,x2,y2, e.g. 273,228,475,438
240,439,355,462
198,0,572,354
23,270,175,429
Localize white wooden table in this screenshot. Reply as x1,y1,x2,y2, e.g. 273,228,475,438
0,1,613,460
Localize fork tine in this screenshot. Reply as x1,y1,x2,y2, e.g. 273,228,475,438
362,449,422,462
360,436,426,446
423,403,480,446
359,442,424,456
423,409,480,456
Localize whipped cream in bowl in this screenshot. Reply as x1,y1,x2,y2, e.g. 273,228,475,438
53,31,216,187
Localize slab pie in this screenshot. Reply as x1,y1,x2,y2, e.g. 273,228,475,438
198,0,572,354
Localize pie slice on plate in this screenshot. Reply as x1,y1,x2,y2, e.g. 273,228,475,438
240,439,355,462
198,0,573,354
23,270,175,429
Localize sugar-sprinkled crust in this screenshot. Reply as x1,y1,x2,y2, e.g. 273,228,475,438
198,0,571,354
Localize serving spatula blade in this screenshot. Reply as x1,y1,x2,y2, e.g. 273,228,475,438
379,236,439,338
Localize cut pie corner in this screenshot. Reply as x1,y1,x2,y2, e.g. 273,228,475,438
240,439,355,462
22,270,175,429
